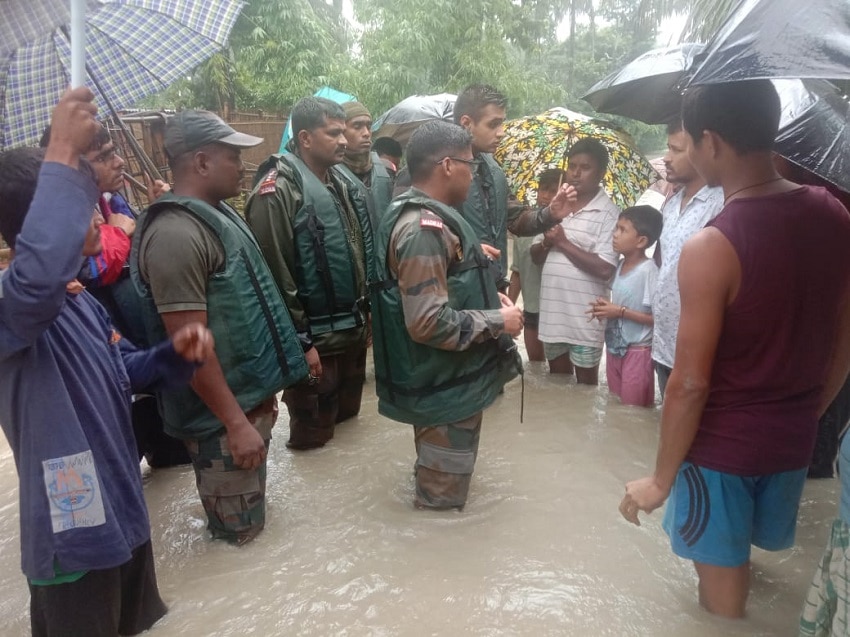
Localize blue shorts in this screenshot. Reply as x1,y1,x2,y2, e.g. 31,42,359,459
662,462,807,567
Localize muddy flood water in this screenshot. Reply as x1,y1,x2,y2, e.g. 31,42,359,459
0,352,839,636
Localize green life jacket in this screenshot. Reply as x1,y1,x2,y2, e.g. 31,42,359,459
333,152,394,226
371,190,522,427
276,153,374,336
128,194,308,440
462,153,509,274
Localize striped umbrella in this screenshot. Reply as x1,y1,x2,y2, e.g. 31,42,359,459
1,0,245,150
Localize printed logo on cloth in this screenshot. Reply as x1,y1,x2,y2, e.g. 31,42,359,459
43,450,106,533
420,216,443,231
259,168,278,196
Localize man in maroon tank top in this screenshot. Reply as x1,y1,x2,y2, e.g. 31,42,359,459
618,80,850,618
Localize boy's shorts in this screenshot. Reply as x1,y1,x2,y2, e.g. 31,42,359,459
662,462,807,567
542,342,603,368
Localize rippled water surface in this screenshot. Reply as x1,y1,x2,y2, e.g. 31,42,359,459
0,357,838,636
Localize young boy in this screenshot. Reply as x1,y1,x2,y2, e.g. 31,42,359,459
588,205,662,407
0,88,213,637
508,169,566,362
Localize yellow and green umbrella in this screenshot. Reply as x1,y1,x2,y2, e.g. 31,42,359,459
494,108,658,209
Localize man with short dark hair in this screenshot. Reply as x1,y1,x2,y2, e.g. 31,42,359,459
246,97,373,450
394,84,573,289
0,88,212,637
620,80,850,618
372,120,553,509
372,136,402,177
652,121,723,398
333,101,393,224
531,137,619,384
132,109,307,545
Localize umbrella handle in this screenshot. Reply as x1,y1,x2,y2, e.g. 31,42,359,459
70,0,86,88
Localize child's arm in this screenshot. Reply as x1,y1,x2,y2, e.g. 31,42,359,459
587,297,653,326
507,270,521,304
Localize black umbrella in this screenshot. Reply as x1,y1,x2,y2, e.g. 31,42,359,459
371,93,456,148
686,0,850,86
582,43,704,125
774,79,850,193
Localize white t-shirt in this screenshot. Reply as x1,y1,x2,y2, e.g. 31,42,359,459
651,185,724,368
535,189,619,347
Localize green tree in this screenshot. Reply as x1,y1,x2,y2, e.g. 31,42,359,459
348,0,567,116
679,0,739,42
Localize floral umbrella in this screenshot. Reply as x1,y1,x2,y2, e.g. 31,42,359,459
494,108,657,209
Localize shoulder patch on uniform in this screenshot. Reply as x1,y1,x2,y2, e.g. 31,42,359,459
419,215,444,231
259,168,278,196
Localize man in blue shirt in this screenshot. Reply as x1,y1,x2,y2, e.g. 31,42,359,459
0,88,213,637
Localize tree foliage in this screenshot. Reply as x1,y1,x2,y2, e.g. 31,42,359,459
139,0,688,152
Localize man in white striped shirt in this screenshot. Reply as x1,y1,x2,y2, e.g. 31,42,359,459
531,138,619,385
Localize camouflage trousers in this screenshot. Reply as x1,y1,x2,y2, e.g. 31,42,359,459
283,346,367,450
184,397,277,545
413,412,482,510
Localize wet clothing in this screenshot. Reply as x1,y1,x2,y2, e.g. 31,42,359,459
800,435,850,636
663,462,806,567
373,188,521,509
29,541,166,637
0,163,195,590
79,194,134,289
688,187,850,476
372,188,520,427
284,345,367,449
536,189,619,350
334,152,393,225
606,346,654,408
800,519,850,637
414,412,482,509
246,153,372,356
651,186,723,369
185,397,277,544
246,152,373,447
133,193,305,543
542,342,603,368
133,194,306,441
510,235,541,313
605,259,657,356
394,160,560,285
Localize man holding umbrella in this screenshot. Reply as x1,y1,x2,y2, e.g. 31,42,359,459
620,81,850,618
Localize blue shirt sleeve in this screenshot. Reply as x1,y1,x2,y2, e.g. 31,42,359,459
118,336,198,393
0,163,99,360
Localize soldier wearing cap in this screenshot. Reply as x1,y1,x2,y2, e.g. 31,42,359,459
245,97,374,451
130,110,307,544
332,101,394,224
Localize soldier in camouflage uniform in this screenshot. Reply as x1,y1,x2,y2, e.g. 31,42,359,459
372,121,576,509
393,84,573,291
134,111,307,544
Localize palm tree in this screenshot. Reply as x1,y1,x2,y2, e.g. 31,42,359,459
679,0,740,42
